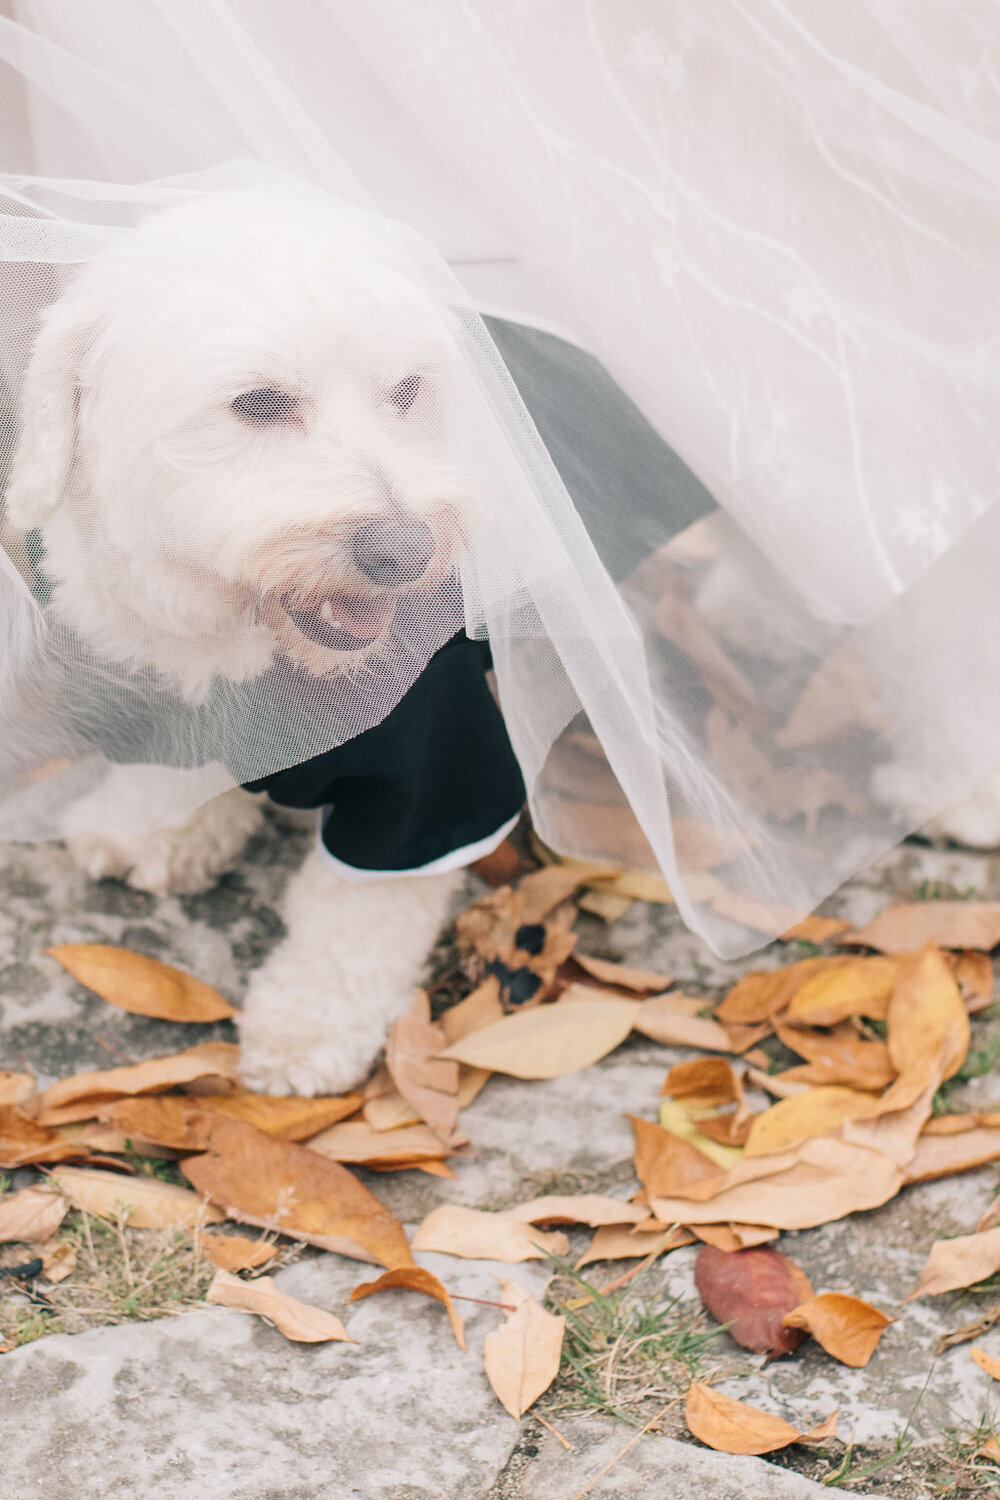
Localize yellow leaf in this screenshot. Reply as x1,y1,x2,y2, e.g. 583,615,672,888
48,944,236,1021
658,1099,743,1170
483,1281,565,1419
783,1293,894,1367
685,1383,838,1455
744,1086,877,1158
440,988,639,1078
784,957,898,1026
411,1205,568,1262
349,1265,466,1349
48,1166,223,1229
207,1267,350,1343
887,945,969,1085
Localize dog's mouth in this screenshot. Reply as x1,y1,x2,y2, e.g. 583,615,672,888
280,590,398,654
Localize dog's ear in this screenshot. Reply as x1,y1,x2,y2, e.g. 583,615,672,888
5,295,92,529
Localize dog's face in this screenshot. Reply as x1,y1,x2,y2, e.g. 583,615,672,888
5,191,479,695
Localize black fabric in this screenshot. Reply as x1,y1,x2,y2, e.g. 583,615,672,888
244,631,525,873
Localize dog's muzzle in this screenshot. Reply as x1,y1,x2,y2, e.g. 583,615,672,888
352,515,435,587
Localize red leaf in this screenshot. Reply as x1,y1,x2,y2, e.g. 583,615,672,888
694,1244,813,1357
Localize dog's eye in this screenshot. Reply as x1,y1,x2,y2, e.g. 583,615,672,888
231,388,299,426
389,374,420,413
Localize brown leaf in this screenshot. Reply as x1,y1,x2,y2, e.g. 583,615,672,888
904,1126,1000,1185
0,1072,35,1107
470,839,525,887
629,1116,726,1201
573,953,671,992
936,1302,1000,1354
197,1232,278,1272
743,1087,877,1158
783,1293,894,1367
41,1242,77,1283
694,1244,813,1356
696,1113,755,1148
780,916,853,944
441,988,639,1078
718,958,839,1025
483,1280,564,1418
575,1224,695,1266
180,1115,412,1268
632,998,732,1052
411,1205,569,1262
49,1166,223,1228
774,1023,895,1092
0,1186,68,1243
103,1092,362,1147
907,1227,1000,1298
501,1195,647,1228
651,1137,904,1231
663,1058,740,1111
952,950,995,1009
685,1382,838,1455
0,1106,96,1167
48,943,236,1021
207,1267,350,1343
783,957,898,1026
305,1119,453,1166
972,1346,1000,1380
843,902,1000,954
35,1042,241,1121
349,1265,465,1349
385,991,463,1146
691,1224,779,1251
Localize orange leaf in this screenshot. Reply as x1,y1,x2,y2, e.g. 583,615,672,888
34,1042,241,1122
783,957,898,1026
49,1166,223,1229
685,1383,837,1455
197,1232,278,1272
0,1073,35,1107
103,1092,362,1147
887,945,969,1086
629,1115,725,1200
48,944,235,1021
662,1058,740,1111
904,1127,1000,1185
774,1023,895,1092
743,1087,876,1158
971,1346,1000,1380
349,1265,465,1349
483,1280,564,1418
780,916,853,943
207,1267,350,1342
0,1106,95,1168
783,1293,894,1367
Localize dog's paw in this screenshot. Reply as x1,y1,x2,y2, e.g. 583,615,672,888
238,999,386,1097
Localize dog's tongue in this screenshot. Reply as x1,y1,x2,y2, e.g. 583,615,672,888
324,593,396,640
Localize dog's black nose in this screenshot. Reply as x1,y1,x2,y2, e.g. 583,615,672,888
352,516,436,586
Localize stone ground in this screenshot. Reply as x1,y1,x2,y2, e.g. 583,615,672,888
1,808,999,1499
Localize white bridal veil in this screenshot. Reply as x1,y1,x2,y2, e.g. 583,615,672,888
1,0,999,955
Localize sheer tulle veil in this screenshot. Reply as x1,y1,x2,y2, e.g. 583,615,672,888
1,1,998,955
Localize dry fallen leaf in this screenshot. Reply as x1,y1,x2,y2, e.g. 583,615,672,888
783,957,898,1027
385,991,463,1145
573,953,671,992
349,1265,465,1349
886,945,969,1089
0,1186,68,1243
781,916,853,943
207,1267,350,1343
936,1302,1000,1355
104,1091,362,1147
907,1227,1000,1299
440,988,639,1078
844,902,1000,954
743,1086,876,1158
0,1072,35,1107
657,1099,744,1171
48,943,237,1021
180,1115,412,1268
48,1166,223,1229
412,1204,569,1262
774,1023,895,1092
691,1224,779,1252
437,979,505,1046
904,1126,1000,1185
685,1382,838,1456
575,1224,695,1267
632,998,732,1052
663,1058,741,1112
694,1244,813,1357
483,1280,565,1419
971,1346,1000,1380
197,1232,278,1273
501,1196,647,1228
783,1293,894,1367
630,1115,726,1201
306,1119,454,1166
35,1042,241,1122
0,1105,97,1167
40,1241,77,1283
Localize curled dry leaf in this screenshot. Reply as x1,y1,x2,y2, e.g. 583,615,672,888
694,1244,813,1357
691,1224,778,1252
685,1382,838,1456
35,1042,241,1122
440,988,639,1079
774,1023,895,1092
349,1265,465,1349
207,1267,350,1343
306,1119,454,1167
0,1186,68,1243
385,990,463,1146
663,1057,740,1111
48,943,236,1021
48,1166,223,1229
412,1204,569,1262
0,1105,96,1168
483,1280,565,1419
501,1195,646,1228
197,1232,278,1273
780,916,853,943
629,1115,725,1201
180,1115,412,1268
657,1099,743,1170
0,1072,34,1107
907,1227,1000,1299
573,953,671,992
40,1241,77,1283
842,902,1000,954
632,998,732,1052
783,1293,894,1367
904,1127,1000,1186
104,1091,362,1147
743,1086,876,1158
575,1224,695,1267
971,1346,1000,1380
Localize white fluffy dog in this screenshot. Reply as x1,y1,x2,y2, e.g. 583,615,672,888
6,190,494,1095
